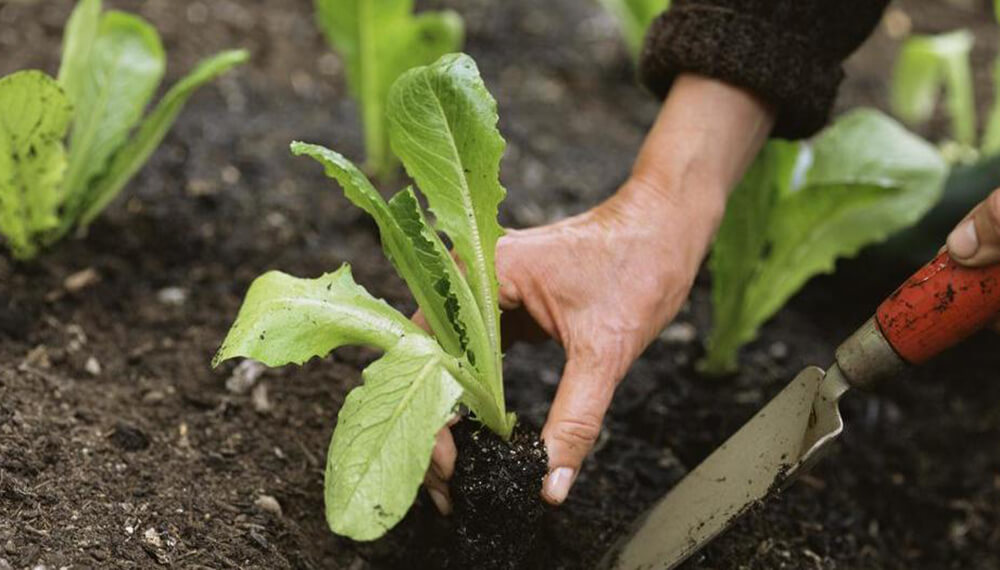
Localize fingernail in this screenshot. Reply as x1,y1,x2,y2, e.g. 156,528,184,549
947,219,979,259
428,488,451,516
543,467,576,505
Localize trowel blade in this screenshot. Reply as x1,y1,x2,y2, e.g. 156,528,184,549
604,365,850,570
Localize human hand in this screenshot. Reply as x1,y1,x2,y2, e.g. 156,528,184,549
424,73,775,512
945,186,1000,329
947,187,1000,267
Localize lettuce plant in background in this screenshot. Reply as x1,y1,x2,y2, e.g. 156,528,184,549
314,0,463,182
596,0,670,60
215,54,513,540
0,0,247,260
881,1,1000,263
890,2,1000,158
701,110,948,375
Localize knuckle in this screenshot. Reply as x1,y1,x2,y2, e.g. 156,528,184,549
551,416,603,450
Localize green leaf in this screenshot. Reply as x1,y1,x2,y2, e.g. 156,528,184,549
214,266,426,367
703,110,947,374
387,54,506,404
983,56,1000,157
891,31,976,147
704,141,799,372
597,0,670,60
0,71,73,259
314,0,463,180
326,336,462,540
214,265,466,540
61,10,165,226
76,49,249,228
290,141,510,435
57,0,101,104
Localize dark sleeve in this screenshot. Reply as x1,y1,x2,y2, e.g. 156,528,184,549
638,0,890,139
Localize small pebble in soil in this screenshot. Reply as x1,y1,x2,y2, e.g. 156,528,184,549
0,558,10,570
254,494,282,517
226,360,265,394
84,356,101,376
768,341,790,361
251,383,272,413
110,423,150,452
63,267,100,293
156,287,188,306
660,322,698,344
21,345,50,370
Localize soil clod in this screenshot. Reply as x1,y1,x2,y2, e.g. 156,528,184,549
451,421,548,569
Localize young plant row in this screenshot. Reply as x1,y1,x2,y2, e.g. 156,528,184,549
1,0,959,545
891,1,1000,159
0,0,246,259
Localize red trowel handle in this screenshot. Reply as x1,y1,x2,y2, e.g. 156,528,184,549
876,251,1000,365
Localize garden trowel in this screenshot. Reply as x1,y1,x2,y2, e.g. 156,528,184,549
603,252,1000,570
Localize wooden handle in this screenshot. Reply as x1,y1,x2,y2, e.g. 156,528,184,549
876,252,1000,364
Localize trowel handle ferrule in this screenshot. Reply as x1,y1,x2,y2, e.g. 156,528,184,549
837,252,1000,387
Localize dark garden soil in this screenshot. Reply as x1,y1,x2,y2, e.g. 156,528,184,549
2,0,1000,568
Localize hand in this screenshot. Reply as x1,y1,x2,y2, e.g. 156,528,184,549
424,73,775,512
947,187,1000,266
945,186,1000,329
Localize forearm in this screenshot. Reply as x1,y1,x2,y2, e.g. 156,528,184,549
614,73,775,269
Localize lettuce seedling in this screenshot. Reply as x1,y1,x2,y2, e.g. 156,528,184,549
891,3,1000,158
891,30,977,149
597,0,670,61
214,53,514,541
314,0,463,181
702,110,948,375
0,0,247,259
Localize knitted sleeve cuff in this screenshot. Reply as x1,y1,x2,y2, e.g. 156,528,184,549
638,5,844,139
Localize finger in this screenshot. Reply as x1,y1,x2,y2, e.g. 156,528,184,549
540,352,618,506
947,188,1000,267
495,233,524,310
411,309,430,333
423,471,452,516
431,425,457,481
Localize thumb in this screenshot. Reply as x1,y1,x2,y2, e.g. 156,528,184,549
540,351,618,505
947,188,1000,267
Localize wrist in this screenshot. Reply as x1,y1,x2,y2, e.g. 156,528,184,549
631,73,775,212
604,176,726,273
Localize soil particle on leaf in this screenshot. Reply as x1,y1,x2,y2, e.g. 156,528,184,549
450,421,548,569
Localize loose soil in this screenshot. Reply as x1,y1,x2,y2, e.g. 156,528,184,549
450,422,547,569
2,1,999,569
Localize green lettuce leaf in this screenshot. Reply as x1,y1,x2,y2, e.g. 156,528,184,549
57,0,101,103
214,266,426,366
387,54,507,416
0,71,73,259
983,56,1000,156
314,0,463,179
326,336,462,540
597,0,670,60
61,10,165,225
703,110,948,374
891,30,976,147
290,141,507,434
77,49,249,228
214,266,466,541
